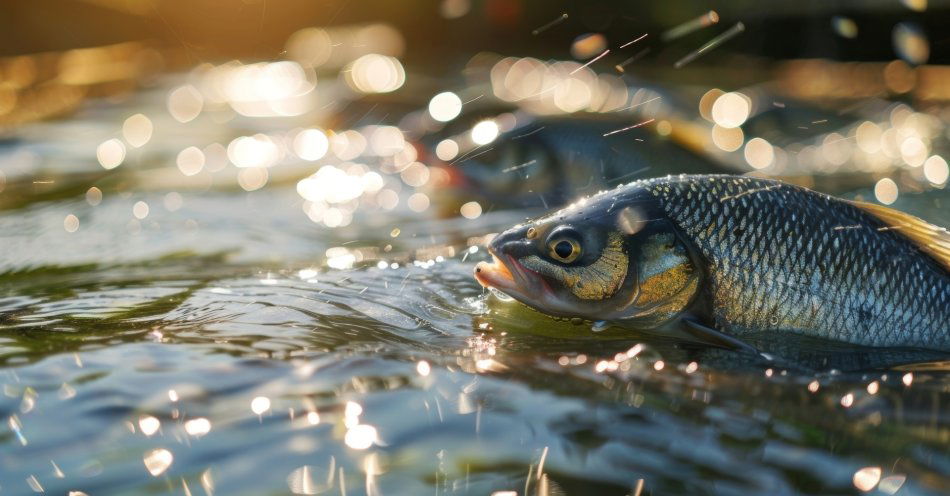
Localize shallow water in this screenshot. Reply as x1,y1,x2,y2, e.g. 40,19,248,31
3,174,949,496
2,75,950,496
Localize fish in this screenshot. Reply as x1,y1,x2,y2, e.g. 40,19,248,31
474,174,950,351
425,116,728,213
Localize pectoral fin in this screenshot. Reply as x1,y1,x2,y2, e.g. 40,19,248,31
681,318,759,354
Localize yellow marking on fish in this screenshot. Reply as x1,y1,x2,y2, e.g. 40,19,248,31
521,232,628,300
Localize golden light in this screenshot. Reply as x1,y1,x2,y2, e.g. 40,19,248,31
331,130,367,160
711,92,750,129
63,214,79,233
883,60,916,94
874,178,899,204
292,129,329,161
133,201,149,220
143,448,173,476
428,91,463,122
238,167,269,191
400,162,430,187
698,89,723,121
840,393,854,407
923,155,948,185
852,467,881,492
899,136,927,166
176,146,205,176
656,120,672,136
832,17,858,39
344,54,405,94
855,121,882,154
167,85,204,123
138,415,160,436
553,69,594,113
744,138,774,169
361,171,384,193
228,135,280,168
251,396,271,415
377,189,399,210
416,360,431,376
460,201,482,219
711,125,744,152
892,22,929,65
297,166,365,204
86,187,102,206
570,33,607,59
344,424,378,450
97,139,126,169
284,28,332,68
184,418,212,437
441,0,471,18
122,114,153,148
307,411,320,425
821,133,852,166
407,192,430,212
471,120,499,145
435,139,459,161
369,126,405,156
902,372,913,386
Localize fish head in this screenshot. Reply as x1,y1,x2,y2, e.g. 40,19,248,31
474,188,703,325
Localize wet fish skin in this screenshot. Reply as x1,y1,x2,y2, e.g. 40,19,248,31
478,174,950,350
647,175,949,349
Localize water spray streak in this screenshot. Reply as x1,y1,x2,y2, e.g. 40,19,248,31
674,22,745,69
532,13,569,36
570,49,610,75
615,48,651,72
620,33,649,48
662,11,719,42
603,119,655,137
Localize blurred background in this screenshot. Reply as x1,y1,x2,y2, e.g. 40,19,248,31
1,0,948,225
2,2,950,495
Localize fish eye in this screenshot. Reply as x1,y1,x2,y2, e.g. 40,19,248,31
548,238,581,263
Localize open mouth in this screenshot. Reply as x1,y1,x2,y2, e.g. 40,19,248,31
474,252,517,292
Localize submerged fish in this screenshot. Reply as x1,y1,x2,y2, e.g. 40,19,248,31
475,175,950,350
426,116,727,213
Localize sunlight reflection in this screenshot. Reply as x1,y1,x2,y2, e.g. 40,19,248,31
138,415,160,436
251,396,272,415
143,448,173,476
852,466,881,492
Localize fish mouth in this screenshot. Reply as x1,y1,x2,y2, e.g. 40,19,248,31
474,248,557,308
474,252,518,293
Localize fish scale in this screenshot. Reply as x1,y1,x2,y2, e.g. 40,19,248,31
644,175,949,348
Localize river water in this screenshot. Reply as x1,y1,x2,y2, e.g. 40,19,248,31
1,51,949,496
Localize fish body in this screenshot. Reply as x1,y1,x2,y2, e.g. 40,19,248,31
475,175,950,350
428,117,726,212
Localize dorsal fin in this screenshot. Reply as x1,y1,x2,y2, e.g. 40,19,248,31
849,200,950,273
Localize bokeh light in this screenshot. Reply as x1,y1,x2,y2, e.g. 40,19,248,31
711,92,750,128
97,139,126,169
471,120,499,145
293,128,329,161
428,91,463,122
344,54,405,94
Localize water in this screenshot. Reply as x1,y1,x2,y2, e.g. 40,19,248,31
1,67,949,496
